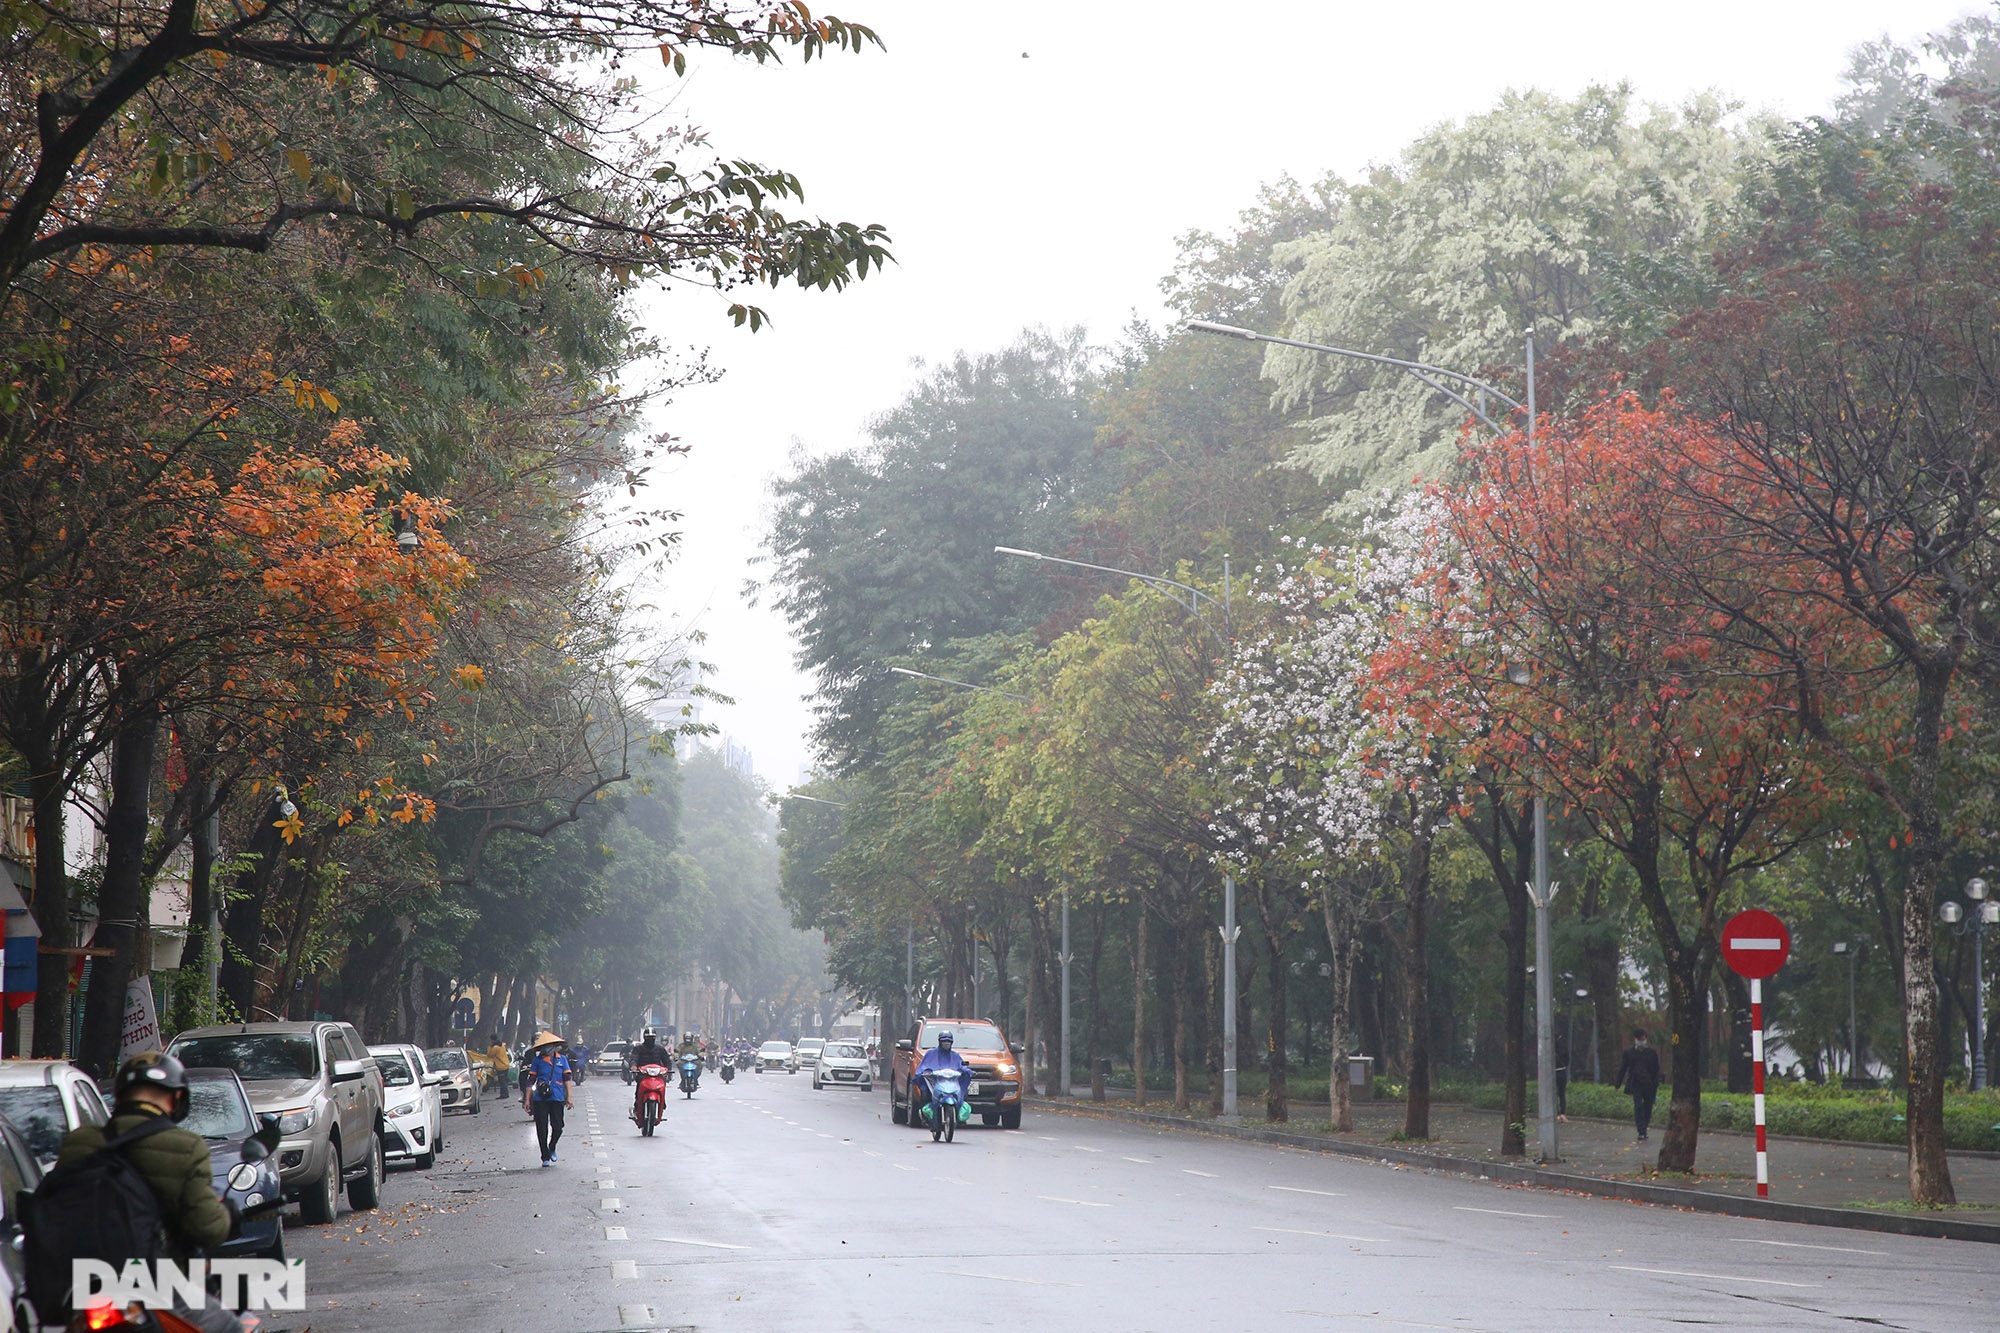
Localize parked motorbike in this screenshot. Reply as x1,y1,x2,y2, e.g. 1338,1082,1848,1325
917,1068,967,1143
719,1060,736,1084
631,1062,669,1136
678,1053,701,1098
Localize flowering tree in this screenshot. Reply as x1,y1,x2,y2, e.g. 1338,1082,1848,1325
1210,496,1460,1134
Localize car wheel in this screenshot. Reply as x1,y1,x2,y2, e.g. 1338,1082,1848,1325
1001,1107,1022,1130
346,1133,385,1211
415,1132,436,1170
470,1085,481,1114
981,1112,998,1127
812,1075,822,1090
301,1150,340,1225
890,1087,907,1124
862,1083,873,1093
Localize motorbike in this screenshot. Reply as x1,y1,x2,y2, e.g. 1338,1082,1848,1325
631,1062,669,1136
735,1049,753,1071
917,1068,967,1143
678,1053,701,1098
719,1060,736,1084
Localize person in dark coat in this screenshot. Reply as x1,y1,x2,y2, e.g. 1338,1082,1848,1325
1613,1028,1663,1141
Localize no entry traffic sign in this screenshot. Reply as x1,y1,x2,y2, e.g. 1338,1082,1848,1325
1720,908,1791,1197
1721,908,1791,980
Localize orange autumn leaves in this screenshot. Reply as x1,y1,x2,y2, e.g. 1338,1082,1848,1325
1368,394,1875,845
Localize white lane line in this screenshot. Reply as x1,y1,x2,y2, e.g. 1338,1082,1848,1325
1037,1135,1059,1141
600,1197,622,1212
618,1305,653,1325
655,1236,751,1251
861,1150,883,1158
1183,1169,1218,1178
1734,1238,1891,1257
597,1179,617,1189
939,1177,972,1186
1036,1195,1111,1208
1255,1225,1388,1243
894,1164,918,1173
610,1260,637,1280
1453,1205,1557,1220
1073,1145,1102,1153
1121,1156,1152,1164
943,1270,1080,1288
603,1226,628,1241
593,1151,608,1159
1609,1265,1813,1290
1269,1185,1345,1198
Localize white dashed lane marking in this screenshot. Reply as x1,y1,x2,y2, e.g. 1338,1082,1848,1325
611,1260,637,1280
1269,1185,1344,1198
656,1237,750,1250
1254,1226,1388,1243
1453,1206,1555,1219
1036,1195,1111,1208
604,1226,628,1240
1609,1265,1814,1290
1183,1169,1218,1178
1734,1238,1890,1256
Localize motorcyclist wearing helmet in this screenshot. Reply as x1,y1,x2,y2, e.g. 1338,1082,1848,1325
55,1052,239,1332
911,1029,972,1118
627,1029,671,1110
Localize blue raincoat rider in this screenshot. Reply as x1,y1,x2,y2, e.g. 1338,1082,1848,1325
913,1029,971,1117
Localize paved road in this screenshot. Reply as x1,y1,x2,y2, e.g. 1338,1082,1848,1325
280,1069,1996,1332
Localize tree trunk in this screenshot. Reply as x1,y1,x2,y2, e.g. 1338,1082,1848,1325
1264,908,1289,1123
26,730,73,1058
1657,956,1707,1173
1320,881,1359,1133
1171,920,1191,1110
1204,928,1223,1117
1501,868,1530,1154
1085,902,1106,1102
1131,899,1147,1107
219,812,285,1019
1899,670,1955,1204
77,703,160,1076
1402,823,1434,1141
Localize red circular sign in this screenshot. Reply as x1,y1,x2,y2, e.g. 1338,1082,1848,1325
1721,909,1791,980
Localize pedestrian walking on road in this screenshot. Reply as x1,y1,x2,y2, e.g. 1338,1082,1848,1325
1554,1029,1571,1122
527,1032,575,1165
1613,1028,1662,1142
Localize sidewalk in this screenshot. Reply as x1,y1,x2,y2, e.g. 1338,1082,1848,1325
1031,1088,2000,1242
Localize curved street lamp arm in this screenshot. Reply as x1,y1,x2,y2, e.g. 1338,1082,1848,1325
1185,320,1523,433
887,665,1029,702
993,546,1230,649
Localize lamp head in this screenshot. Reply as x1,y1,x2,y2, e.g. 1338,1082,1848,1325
1969,876,1989,901
1942,901,1965,925
1832,941,1848,955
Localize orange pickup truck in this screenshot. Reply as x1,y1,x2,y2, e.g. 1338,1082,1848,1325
889,1017,1025,1130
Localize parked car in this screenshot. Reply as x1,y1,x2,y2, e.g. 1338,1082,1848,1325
754,1040,794,1074
370,1043,445,1170
591,1040,630,1076
812,1041,873,1092
794,1038,826,1071
423,1044,483,1115
0,1114,43,1333
890,1018,1024,1130
181,1067,287,1262
168,1020,387,1225
0,1060,109,1169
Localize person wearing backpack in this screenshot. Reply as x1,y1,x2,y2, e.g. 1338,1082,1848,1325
32,1051,243,1331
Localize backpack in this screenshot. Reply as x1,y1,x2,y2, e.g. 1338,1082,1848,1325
19,1114,176,1323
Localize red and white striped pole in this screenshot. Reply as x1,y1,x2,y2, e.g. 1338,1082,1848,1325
1751,977,1768,1198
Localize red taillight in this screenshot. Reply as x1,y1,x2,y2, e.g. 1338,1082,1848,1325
80,1303,128,1331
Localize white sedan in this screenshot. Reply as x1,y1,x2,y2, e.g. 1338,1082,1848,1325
754,1040,795,1074
370,1043,445,1169
812,1041,873,1091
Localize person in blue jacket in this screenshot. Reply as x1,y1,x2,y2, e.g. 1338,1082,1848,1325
912,1029,971,1121
526,1032,575,1165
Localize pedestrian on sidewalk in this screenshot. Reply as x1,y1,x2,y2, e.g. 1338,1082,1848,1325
1613,1028,1662,1142
526,1031,575,1165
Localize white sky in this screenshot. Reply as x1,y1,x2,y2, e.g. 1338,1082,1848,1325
627,0,1984,790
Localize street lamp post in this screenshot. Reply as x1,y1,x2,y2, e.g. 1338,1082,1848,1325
1831,940,1861,1081
1189,317,1541,1135
1939,876,1997,1090
994,545,1238,1116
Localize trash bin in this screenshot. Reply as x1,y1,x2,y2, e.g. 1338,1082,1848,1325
1346,1055,1375,1103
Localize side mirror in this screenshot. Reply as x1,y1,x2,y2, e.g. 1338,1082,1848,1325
894,1039,913,1053
248,1118,282,1158
420,1072,444,1087
239,1136,270,1164
331,1058,366,1083
1010,1044,1024,1056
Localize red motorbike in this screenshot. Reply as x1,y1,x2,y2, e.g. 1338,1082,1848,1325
631,1063,669,1136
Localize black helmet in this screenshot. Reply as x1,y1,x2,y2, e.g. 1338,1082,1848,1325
115,1050,190,1121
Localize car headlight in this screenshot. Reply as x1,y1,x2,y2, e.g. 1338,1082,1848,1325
274,1107,315,1135
226,1162,260,1193
996,1062,1018,1075
389,1099,419,1118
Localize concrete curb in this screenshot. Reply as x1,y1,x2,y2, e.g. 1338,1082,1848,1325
1026,1097,2000,1245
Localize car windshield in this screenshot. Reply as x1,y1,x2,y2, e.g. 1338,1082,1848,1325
0,1087,67,1162
758,1042,789,1054
374,1053,415,1087
169,1034,318,1081
181,1077,256,1140
425,1048,467,1071
920,1023,1006,1052
825,1043,865,1059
